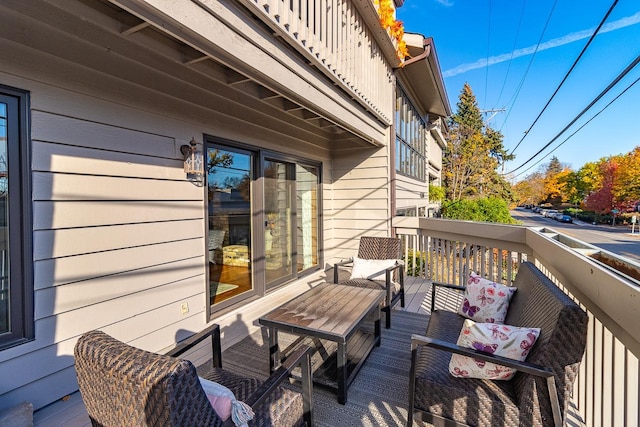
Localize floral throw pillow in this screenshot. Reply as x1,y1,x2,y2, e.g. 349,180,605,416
449,319,541,380
457,272,516,323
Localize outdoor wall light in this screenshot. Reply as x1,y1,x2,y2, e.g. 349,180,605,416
180,137,204,182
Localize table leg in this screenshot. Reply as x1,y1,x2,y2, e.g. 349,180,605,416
268,327,279,374
374,306,381,347
337,341,347,404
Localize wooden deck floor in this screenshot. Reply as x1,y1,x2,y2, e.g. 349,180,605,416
33,276,431,426
32,275,585,426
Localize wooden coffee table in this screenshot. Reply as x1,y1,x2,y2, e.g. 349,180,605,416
258,283,385,404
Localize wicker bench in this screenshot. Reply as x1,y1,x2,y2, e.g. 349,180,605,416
408,262,588,427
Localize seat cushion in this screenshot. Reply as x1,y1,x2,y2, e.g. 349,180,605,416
413,310,520,426
200,367,304,427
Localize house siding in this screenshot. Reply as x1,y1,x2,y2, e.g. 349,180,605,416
331,146,392,261
0,0,399,412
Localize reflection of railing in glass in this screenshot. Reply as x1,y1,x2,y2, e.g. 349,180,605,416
0,249,8,334
0,154,7,195
0,115,8,332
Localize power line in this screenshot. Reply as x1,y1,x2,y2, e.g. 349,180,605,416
493,0,527,109
510,73,640,179
505,52,640,175
508,0,620,157
484,0,492,108
498,0,559,132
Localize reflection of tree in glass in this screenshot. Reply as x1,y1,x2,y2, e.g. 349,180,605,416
236,175,250,201
207,149,233,174
209,150,250,201
221,175,250,201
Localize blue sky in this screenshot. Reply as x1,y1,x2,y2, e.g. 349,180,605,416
397,0,640,180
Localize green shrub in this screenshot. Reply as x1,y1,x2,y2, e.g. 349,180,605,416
565,208,582,216
403,249,427,277
442,197,519,224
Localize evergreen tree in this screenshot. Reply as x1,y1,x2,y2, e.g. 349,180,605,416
443,83,513,201
545,156,563,175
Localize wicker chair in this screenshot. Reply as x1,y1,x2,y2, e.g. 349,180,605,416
408,262,588,426
74,324,313,427
333,236,404,328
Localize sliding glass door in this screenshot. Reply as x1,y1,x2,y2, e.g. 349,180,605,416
206,137,321,309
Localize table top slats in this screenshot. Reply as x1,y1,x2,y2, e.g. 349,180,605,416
265,284,346,323
259,283,384,340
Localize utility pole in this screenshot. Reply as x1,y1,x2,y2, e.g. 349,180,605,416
479,108,506,124
479,108,507,173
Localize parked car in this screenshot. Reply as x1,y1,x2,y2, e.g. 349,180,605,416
544,209,559,218
557,214,573,223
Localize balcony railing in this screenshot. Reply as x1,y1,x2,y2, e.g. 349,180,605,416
237,0,396,124
393,216,640,427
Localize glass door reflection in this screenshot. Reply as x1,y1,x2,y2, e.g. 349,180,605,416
207,146,253,305
264,160,294,287
296,164,318,272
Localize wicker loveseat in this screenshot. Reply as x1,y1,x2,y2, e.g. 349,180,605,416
408,262,588,427
74,324,313,426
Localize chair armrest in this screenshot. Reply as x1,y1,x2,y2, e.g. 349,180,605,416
431,281,466,291
430,281,466,312
410,335,562,427
245,345,314,426
333,257,354,283
166,323,222,369
411,334,550,376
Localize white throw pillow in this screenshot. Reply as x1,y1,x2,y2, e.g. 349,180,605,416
457,272,516,323
448,319,540,380
349,256,398,280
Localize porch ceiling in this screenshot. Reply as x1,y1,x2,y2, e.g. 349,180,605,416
2,0,380,150
107,0,386,148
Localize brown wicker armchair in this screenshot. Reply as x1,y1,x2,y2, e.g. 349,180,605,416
74,324,313,426
408,262,588,426
333,236,405,328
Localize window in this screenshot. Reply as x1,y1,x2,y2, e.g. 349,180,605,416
0,85,33,350
395,85,426,181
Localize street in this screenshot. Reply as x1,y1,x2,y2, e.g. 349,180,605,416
510,207,640,263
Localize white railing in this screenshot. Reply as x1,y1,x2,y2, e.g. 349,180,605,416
394,217,640,427
238,0,396,124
